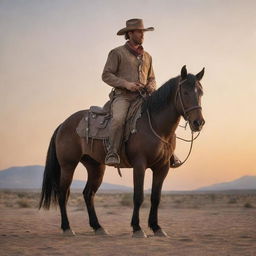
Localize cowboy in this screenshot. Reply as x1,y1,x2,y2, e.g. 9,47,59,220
102,18,181,167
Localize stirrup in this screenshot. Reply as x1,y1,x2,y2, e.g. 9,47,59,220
170,155,182,168
105,152,120,166
170,161,182,168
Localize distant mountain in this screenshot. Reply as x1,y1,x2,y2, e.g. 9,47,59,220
0,165,132,191
197,176,256,191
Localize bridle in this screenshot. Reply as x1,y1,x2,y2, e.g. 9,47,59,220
175,78,202,121
145,77,203,167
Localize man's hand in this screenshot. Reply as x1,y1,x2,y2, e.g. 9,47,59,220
125,82,144,92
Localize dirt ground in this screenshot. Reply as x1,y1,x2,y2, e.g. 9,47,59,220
0,190,256,256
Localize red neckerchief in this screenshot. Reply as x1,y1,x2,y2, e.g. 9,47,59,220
125,41,144,57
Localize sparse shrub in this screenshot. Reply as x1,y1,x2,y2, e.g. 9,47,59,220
141,195,150,208
173,199,184,208
119,193,150,208
141,200,149,208
5,201,15,208
107,211,115,215
244,202,253,208
74,206,84,211
120,193,133,207
17,199,30,208
228,198,237,204
76,198,84,207
17,192,26,198
209,194,216,202
95,195,104,203
26,192,39,200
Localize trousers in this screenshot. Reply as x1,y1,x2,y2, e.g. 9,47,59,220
108,91,138,155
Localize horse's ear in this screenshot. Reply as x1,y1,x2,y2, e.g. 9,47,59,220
196,67,205,81
181,65,187,80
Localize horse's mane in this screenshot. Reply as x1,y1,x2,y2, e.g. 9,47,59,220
142,76,179,113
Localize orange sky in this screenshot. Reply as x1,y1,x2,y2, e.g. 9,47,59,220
0,0,255,190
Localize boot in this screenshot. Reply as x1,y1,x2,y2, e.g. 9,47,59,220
170,153,182,168
105,152,120,166
105,125,123,166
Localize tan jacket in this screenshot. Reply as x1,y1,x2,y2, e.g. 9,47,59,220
102,44,156,94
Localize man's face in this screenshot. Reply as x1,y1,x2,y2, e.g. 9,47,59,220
129,30,144,45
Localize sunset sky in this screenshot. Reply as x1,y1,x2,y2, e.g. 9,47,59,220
0,0,255,190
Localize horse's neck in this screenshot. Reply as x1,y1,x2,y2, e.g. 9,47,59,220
150,102,180,141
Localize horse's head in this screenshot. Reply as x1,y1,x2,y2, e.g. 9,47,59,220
175,65,205,132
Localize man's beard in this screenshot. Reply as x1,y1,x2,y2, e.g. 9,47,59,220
135,39,143,45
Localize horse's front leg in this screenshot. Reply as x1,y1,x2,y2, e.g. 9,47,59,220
131,164,147,238
149,163,170,237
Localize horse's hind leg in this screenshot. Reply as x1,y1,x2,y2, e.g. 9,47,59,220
81,157,107,234
58,163,77,235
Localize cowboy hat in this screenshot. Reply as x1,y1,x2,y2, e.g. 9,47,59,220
117,18,154,35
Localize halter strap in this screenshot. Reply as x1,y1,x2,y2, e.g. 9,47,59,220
176,78,202,120
184,106,202,114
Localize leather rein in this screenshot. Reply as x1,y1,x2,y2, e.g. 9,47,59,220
145,78,202,167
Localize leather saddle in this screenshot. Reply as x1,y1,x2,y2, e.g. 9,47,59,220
76,96,143,143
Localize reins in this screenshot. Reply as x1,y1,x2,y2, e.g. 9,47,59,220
146,109,199,167
144,78,202,167
146,110,170,145
176,122,200,142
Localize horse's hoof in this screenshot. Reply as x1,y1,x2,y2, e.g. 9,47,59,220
95,227,109,236
154,229,168,237
132,230,147,238
62,229,76,236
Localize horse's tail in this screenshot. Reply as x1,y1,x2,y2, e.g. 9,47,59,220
39,125,61,209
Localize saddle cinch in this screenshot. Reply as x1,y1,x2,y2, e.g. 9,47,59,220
76,96,143,167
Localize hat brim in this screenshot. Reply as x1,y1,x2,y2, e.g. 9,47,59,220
117,27,154,35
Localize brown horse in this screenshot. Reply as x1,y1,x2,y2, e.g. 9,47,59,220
39,65,205,237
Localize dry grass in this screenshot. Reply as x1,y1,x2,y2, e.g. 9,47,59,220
1,190,256,210
16,199,31,208
0,190,40,208
120,193,133,206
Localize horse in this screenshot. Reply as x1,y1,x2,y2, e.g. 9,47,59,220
39,65,205,237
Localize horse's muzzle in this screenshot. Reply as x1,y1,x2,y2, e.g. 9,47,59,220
190,118,205,132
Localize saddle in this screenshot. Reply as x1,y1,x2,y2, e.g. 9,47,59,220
76,96,143,167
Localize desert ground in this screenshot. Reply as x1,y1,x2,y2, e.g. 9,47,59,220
0,190,256,256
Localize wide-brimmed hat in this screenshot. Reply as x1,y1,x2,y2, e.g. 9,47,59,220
117,18,154,35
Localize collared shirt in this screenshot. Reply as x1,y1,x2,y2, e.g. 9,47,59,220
102,43,156,94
